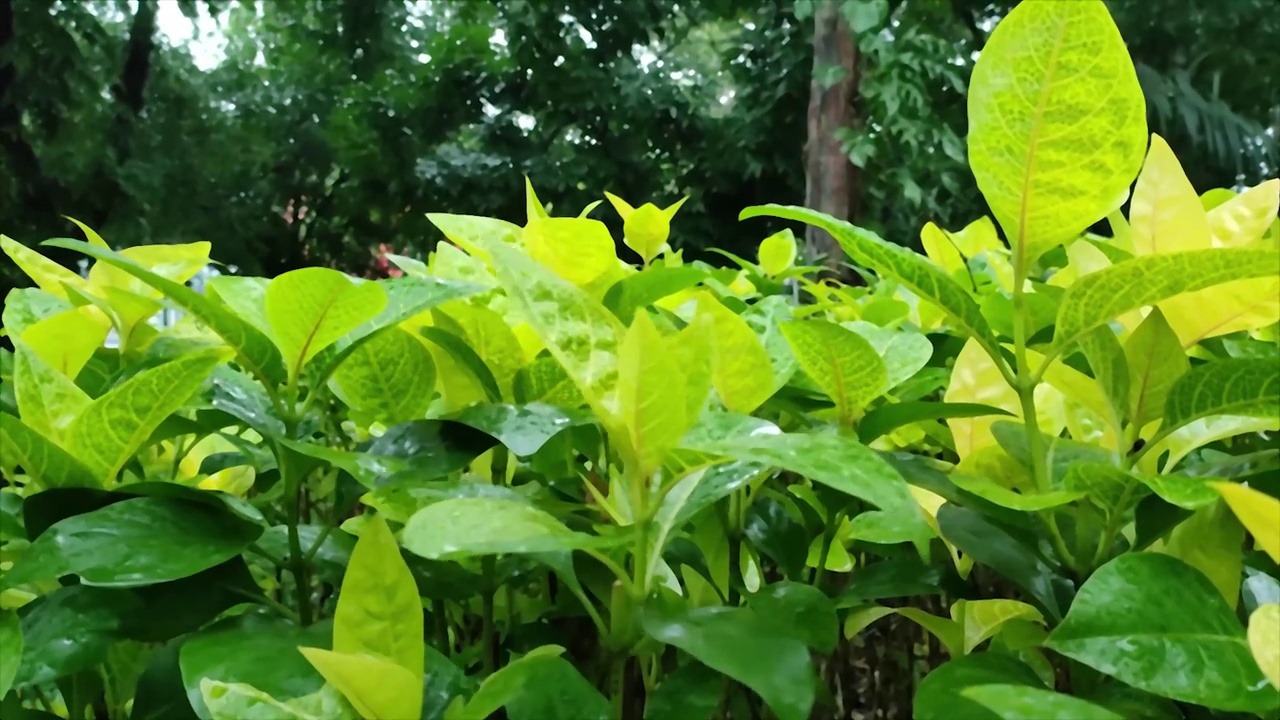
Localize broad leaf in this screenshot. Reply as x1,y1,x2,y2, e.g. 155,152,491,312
298,648,421,720
402,496,612,560
858,402,1011,444
615,311,689,473
1124,309,1187,429
332,326,436,427
747,582,839,653
523,217,616,285
12,585,139,688
1077,326,1129,431
1249,604,1280,691
0,412,98,488
18,305,110,379
954,599,1044,654
0,610,21,699
1053,248,1280,352
265,268,387,383
1129,135,1211,256
642,602,815,720
1158,501,1243,608
1210,481,1280,564
333,514,424,676
1163,358,1279,432
780,319,886,424
3,496,261,589
697,294,775,414
451,647,608,720
602,265,708,324
963,685,1122,720
12,341,90,441
740,205,1002,362
450,403,592,457
967,0,1146,261
913,653,1045,720
1045,553,1279,712
44,238,286,384
199,680,340,720
65,350,226,483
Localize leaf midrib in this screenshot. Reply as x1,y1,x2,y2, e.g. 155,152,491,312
1015,18,1071,270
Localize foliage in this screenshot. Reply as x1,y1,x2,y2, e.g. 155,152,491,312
2,1,1280,718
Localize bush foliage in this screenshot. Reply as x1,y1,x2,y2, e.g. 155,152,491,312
1,1,1279,719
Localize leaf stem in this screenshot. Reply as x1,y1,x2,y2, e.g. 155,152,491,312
277,437,314,626
481,556,498,675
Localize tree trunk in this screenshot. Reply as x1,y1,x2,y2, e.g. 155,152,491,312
804,1,859,279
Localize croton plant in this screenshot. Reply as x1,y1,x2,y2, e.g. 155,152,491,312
1,1,1278,719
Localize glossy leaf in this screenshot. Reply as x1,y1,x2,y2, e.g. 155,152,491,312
913,653,1045,720
697,293,775,414
967,0,1146,260
740,205,1002,361
12,585,139,688
949,473,1085,511
1052,247,1280,352
3,496,261,589
748,581,838,653
1158,501,1244,607
1249,604,1280,690
333,514,424,676
644,662,722,720
332,326,436,426
780,319,886,424
1163,358,1280,432
0,610,21,699
199,680,335,720
616,311,688,473
2,235,88,300
963,685,1122,720
858,402,1011,444
452,647,608,720
642,603,815,720
2,287,72,335
298,648,421,720
402,496,612,560
12,341,89,441
418,326,503,404
206,275,272,335
1045,553,1279,712
265,267,387,383
602,265,707,324
450,402,591,457
758,229,797,277
524,216,616,285
19,305,110,380
955,599,1044,654
1078,326,1129,430
1210,481,1280,564
44,238,286,384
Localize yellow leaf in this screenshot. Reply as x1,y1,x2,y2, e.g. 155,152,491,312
63,216,111,249
524,217,616,285
20,306,111,379
1207,179,1280,247
615,311,687,475
197,466,255,496
298,648,422,720
88,242,211,299
757,229,797,277
1209,481,1280,564
1,235,88,300
622,203,671,263
952,216,1004,257
920,222,965,275
1129,134,1212,256
525,176,550,224
603,191,636,221
696,295,775,414
1248,604,1280,690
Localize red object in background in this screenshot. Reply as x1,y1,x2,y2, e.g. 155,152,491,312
371,242,404,278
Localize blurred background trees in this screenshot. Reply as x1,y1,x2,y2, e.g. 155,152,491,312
1,0,1276,293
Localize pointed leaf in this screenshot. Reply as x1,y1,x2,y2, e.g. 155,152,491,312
0,412,98,488
265,268,387,383
602,265,707,324
616,311,688,473
858,402,1012,444
332,327,436,426
1124,309,1187,428
1045,553,1279,712
914,653,1045,720
524,217,616,285
1163,358,1280,432
697,294,774,413
962,685,1122,720
298,648,421,720
1129,135,1212,256
1210,482,1280,564
19,305,110,379
0,610,21,699
333,514,424,676
780,319,886,424
402,496,614,560
1249,604,1280,690
13,341,90,441
2,235,88,300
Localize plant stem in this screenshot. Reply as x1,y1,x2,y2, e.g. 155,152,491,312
481,556,497,675
277,438,314,626
433,599,451,656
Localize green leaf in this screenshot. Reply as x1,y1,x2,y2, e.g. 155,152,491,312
1124,309,1188,429
779,319,886,424
180,614,332,719
602,265,708,324
12,585,139,688
2,287,72,335
684,431,931,546
44,238,286,385
843,320,932,392
12,340,90,441
450,647,608,720
402,496,613,560
740,205,1002,362
132,640,201,720
0,610,21,699
858,402,1012,444
199,680,326,720
1045,553,1280,712
1053,248,1280,353
758,229,798,277
3,496,261,589
0,412,98,488
1163,358,1280,432
17,305,110,380
641,602,815,720
937,504,1074,620
332,326,436,426
747,582,838,653
954,599,1044,654
450,403,592,457
265,268,388,384
298,648,421,720
616,311,689,473
967,0,1147,261
418,326,503,403
332,514,423,678
644,662,722,720
209,366,287,438
1158,501,1244,608
835,555,950,607
65,351,226,483
2,235,89,300
1078,326,1129,430
486,243,623,420
524,216,617,285
913,653,1045,720
697,294,777,414
206,275,272,335
949,473,1086,511
962,685,1123,720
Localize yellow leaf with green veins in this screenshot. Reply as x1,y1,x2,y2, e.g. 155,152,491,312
298,648,421,720
952,599,1044,655
1163,358,1280,433
1207,179,1280,248
1157,501,1244,608
1,235,88,300
265,268,387,384
1129,135,1212,256
443,303,525,400
779,319,886,426
697,294,775,414
1248,604,1280,690
332,327,436,426
332,514,424,677
13,342,90,443
1124,309,1188,429
758,229,798,277
616,311,687,474
425,213,522,265
967,0,1147,262
1210,482,1280,564
19,305,110,380
523,217,616,285
0,412,98,488
88,242,211,298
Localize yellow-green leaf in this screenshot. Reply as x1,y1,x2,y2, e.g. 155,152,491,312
967,0,1147,261
1124,309,1188,429
622,203,671,263
524,217,617,286
1129,134,1211,256
442,303,525,400
333,514,424,677
66,351,227,483
19,305,110,380
919,222,965,275
1163,358,1279,432
332,327,436,427
298,648,421,720
88,242,211,298
265,268,387,383
952,599,1044,654
1210,482,1280,564
758,229,798,277
697,294,775,414
1158,501,1244,608
1207,179,1280,247
1248,604,1280,690
525,176,550,223
0,412,98,488
616,311,686,474
63,216,111,249
1052,248,1280,353
13,341,90,442
603,191,636,221
779,319,886,425
1,235,88,300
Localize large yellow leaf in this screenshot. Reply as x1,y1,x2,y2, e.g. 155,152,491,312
696,295,775,414
1129,135,1212,256
615,312,689,475
19,305,110,380
1248,604,1280,690
524,217,616,285
298,648,421,720
1209,481,1280,564
0,235,88,300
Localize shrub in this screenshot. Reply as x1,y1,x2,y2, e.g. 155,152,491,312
1,1,1278,718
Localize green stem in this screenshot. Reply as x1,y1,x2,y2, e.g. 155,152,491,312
610,653,627,720
481,556,497,675
432,599,451,656
812,512,841,590
277,438,314,626
302,523,335,566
